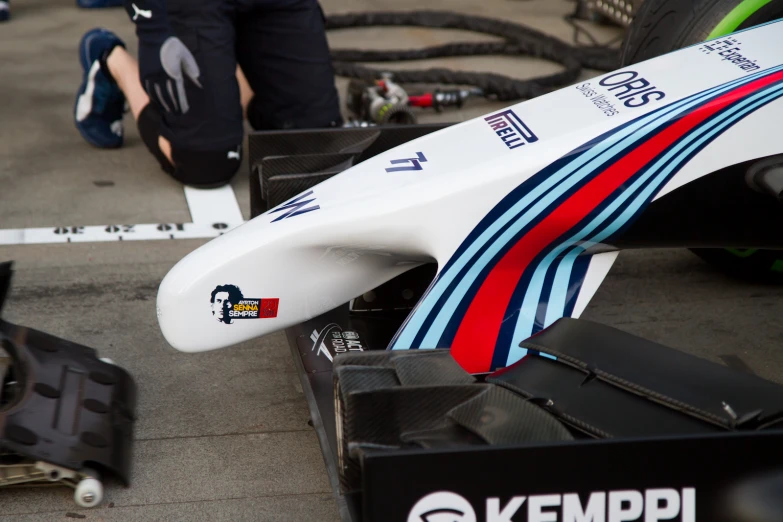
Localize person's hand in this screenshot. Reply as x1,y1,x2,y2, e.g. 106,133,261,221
138,35,202,114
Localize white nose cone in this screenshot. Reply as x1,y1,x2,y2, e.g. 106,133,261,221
154,207,421,353
154,237,285,353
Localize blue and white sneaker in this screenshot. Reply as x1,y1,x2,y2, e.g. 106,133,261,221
0,1,10,22
74,28,126,149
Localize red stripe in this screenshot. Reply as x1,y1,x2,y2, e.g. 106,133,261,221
450,70,783,373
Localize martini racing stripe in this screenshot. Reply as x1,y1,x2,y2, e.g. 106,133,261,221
451,68,783,373
540,78,783,341
509,77,783,359
502,79,783,368
390,64,783,358
393,76,754,352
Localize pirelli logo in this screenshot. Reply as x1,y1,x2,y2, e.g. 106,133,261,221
485,109,539,150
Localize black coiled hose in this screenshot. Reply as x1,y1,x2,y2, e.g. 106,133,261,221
325,10,621,102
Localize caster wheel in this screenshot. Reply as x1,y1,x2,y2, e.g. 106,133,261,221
74,477,103,508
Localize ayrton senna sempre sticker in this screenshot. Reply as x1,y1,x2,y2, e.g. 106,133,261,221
209,284,279,325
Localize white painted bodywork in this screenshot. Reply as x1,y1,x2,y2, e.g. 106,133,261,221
156,21,783,371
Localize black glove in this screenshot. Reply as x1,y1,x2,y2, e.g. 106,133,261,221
125,0,202,114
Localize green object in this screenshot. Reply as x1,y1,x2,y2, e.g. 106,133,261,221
726,248,759,258
707,0,774,38
772,259,783,272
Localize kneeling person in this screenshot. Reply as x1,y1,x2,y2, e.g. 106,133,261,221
74,0,343,188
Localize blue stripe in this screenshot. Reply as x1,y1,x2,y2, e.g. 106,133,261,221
505,78,783,366
536,264,559,331
389,65,783,351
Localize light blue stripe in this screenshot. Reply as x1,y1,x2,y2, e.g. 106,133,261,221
543,248,589,328
391,65,783,350
410,67,780,349
545,254,579,328
506,80,783,365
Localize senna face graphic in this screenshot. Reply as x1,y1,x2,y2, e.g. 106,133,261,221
209,285,279,325
210,284,243,324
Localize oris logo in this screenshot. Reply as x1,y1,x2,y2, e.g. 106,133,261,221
408,491,477,522
599,71,667,108
408,488,695,522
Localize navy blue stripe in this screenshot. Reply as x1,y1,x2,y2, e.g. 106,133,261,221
563,253,593,318
534,259,560,331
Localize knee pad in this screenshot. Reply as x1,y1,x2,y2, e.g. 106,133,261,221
137,103,242,188
170,145,243,188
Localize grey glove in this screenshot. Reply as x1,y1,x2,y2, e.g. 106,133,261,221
140,35,202,114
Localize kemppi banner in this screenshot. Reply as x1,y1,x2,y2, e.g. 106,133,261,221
407,488,696,522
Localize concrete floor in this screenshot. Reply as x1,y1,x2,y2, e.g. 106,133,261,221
1,0,782,520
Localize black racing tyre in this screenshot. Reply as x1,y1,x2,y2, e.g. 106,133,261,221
621,0,783,283
621,0,783,64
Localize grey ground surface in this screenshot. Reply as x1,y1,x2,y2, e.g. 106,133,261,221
1,0,781,520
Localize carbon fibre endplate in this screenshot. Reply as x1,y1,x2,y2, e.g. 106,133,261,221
0,262,136,486
332,349,574,495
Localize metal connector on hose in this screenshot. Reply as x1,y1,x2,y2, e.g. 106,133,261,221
349,75,418,125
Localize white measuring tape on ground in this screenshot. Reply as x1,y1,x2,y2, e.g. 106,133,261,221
0,185,246,246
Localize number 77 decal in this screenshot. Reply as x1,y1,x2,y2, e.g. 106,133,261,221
385,152,427,173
